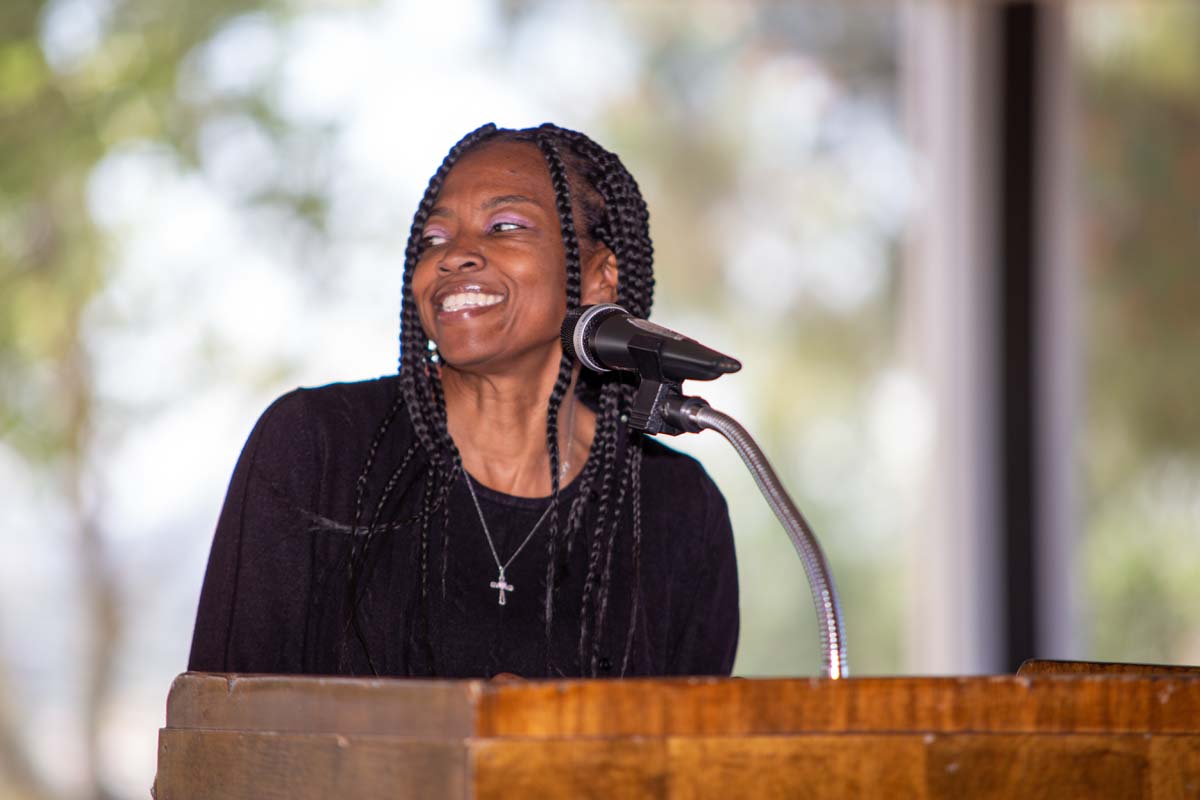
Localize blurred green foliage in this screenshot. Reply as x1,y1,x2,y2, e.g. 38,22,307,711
598,4,907,677
1,0,298,461
1,1,302,797
1075,2,1200,663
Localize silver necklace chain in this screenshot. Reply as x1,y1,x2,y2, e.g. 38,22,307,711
558,396,577,480
463,471,554,606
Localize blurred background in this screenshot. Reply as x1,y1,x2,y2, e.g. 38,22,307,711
2,0,1198,796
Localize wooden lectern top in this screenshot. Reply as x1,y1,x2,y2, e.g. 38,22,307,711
158,669,1200,799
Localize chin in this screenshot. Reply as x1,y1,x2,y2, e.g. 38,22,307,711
439,341,564,379
438,350,496,372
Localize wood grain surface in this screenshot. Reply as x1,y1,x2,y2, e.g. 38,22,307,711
165,673,479,735
475,673,1200,736
158,672,1200,799
155,729,466,800
470,733,1200,799
1019,659,1200,677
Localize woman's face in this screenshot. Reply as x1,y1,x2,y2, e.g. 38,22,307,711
412,139,612,376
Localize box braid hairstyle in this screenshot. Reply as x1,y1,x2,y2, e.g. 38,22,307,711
343,123,656,678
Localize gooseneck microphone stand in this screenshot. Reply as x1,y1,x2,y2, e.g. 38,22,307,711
626,339,850,680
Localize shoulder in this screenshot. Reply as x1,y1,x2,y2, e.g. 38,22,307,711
637,434,721,488
634,433,729,517
255,375,405,438
244,375,409,470
263,375,403,421
231,375,413,513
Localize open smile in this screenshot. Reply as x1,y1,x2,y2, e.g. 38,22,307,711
440,292,504,313
433,284,507,317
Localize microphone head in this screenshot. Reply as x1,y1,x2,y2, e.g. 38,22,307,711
561,303,626,373
560,307,585,359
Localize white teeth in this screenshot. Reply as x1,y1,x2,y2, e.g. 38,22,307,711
439,292,503,313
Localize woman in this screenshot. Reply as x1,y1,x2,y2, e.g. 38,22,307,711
187,123,739,679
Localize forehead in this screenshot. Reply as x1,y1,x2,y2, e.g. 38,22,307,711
437,140,553,203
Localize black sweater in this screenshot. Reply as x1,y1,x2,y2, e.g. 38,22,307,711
187,376,738,678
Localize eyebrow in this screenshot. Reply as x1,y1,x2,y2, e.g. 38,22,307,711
428,194,539,218
483,194,537,210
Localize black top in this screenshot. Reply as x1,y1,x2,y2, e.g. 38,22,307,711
187,376,739,678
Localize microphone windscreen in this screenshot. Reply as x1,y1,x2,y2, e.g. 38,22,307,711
561,307,586,358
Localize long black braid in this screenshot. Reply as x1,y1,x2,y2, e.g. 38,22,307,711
344,122,656,677
531,132,583,666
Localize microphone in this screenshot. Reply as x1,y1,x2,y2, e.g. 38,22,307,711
561,303,741,382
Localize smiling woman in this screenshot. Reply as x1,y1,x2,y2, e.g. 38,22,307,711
186,123,739,679
413,140,616,385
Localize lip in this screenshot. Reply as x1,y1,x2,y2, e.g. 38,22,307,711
431,281,508,319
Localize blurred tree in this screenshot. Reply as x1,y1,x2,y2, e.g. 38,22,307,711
595,3,909,675
1075,2,1200,662
0,0,320,795
1081,3,1200,463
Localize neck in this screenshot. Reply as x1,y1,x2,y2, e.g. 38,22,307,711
443,362,593,498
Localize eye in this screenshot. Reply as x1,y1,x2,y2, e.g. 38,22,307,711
488,211,531,234
420,227,449,249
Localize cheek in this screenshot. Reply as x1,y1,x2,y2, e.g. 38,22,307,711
501,247,566,306
525,265,568,314
410,258,438,333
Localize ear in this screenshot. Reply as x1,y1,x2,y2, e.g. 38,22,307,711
580,245,619,306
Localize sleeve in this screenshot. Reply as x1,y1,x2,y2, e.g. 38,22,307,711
187,390,322,674
669,478,740,676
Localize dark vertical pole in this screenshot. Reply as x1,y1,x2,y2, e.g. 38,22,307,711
998,2,1041,672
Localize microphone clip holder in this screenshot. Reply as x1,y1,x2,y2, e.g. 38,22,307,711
625,335,704,436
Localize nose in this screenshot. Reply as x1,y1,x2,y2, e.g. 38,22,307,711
437,237,484,274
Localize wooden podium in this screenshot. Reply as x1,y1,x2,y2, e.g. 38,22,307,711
156,663,1200,799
